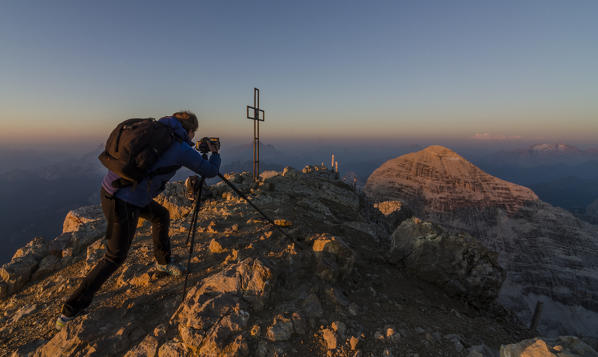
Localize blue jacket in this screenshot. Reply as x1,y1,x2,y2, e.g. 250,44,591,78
101,116,221,207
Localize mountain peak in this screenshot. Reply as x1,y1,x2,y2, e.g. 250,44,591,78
364,146,538,214
529,143,580,153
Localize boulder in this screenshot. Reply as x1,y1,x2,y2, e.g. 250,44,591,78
500,336,598,357
310,233,355,282
266,314,294,342
12,237,48,261
1,255,39,298
321,328,337,350
173,259,272,355
53,205,106,258
282,166,300,178
1,237,51,296
62,205,104,233
389,217,505,304
373,200,412,228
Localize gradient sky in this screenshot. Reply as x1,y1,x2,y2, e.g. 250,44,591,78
1,0,597,149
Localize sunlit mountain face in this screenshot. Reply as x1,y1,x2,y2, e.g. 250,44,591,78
365,145,598,338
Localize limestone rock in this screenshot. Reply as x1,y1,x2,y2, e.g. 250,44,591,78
124,335,159,357
389,218,504,303
282,166,299,178
266,314,294,342
62,205,104,233
373,200,412,228
157,340,188,357
34,313,115,356
12,237,48,261
60,205,106,257
350,336,360,350
310,233,355,282
85,239,105,273
31,255,60,281
321,328,337,349
49,206,106,261
1,237,53,297
1,255,39,298
500,336,598,357
209,239,225,254
174,259,272,355
116,264,151,288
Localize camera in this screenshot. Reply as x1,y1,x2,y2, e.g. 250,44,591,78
195,137,220,154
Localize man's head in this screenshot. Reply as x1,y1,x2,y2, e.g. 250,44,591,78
172,111,198,140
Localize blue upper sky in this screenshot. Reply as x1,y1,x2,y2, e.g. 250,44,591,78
1,0,597,149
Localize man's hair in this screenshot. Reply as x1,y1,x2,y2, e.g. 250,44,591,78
172,111,198,132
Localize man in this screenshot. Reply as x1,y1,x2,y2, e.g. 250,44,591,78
56,111,221,330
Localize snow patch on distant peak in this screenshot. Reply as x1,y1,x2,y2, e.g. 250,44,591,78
530,143,579,152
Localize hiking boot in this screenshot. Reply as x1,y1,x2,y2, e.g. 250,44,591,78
155,262,183,277
55,314,76,330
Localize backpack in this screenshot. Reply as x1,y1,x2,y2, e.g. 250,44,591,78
98,118,179,187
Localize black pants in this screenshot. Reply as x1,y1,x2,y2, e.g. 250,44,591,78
62,188,171,317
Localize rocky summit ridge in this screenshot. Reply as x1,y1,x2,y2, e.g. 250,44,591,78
1,164,597,356
364,145,598,340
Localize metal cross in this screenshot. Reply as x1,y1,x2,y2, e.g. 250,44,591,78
246,88,265,180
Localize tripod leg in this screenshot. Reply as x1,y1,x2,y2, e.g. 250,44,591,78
182,177,206,300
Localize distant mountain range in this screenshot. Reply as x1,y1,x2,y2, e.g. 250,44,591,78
478,143,598,169
0,146,105,264
2,141,597,265
472,143,598,223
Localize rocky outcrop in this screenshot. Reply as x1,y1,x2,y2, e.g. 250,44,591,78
51,205,105,258
389,217,505,304
1,205,105,300
173,258,272,356
0,238,47,298
373,200,412,228
365,145,598,338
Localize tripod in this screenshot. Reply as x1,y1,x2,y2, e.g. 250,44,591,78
181,172,303,299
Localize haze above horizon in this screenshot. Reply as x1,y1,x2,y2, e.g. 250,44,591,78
1,0,597,149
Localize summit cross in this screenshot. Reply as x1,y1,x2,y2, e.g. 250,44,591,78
246,88,265,180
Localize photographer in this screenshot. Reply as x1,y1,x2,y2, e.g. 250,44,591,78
56,111,221,329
